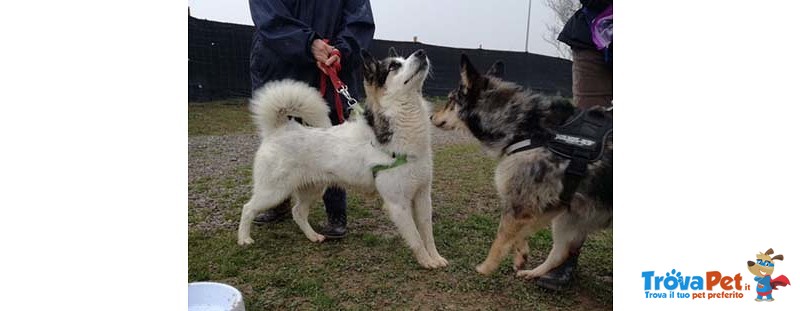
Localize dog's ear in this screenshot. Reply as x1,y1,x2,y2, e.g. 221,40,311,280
388,47,399,58
486,60,505,78
772,254,784,261
361,49,378,82
361,49,377,70
766,248,775,255
460,54,481,89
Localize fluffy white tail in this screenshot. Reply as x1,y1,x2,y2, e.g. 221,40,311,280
250,80,332,137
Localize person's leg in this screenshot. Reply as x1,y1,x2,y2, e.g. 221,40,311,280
319,86,349,239
533,48,611,290
249,43,294,225
571,48,613,109
320,186,347,238
533,245,584,290
252,198,292,224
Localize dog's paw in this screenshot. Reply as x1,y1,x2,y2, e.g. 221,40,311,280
420,256,448,269
415,255,443,269
475,263,493,275
432,255,449,268
308,233,325,243
237,236,255,246
513,254,528,271
417,259,436,269
516,269,545,280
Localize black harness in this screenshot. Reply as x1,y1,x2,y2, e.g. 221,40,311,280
504,107,613,209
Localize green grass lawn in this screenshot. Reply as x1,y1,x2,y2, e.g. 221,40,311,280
188,100,612,310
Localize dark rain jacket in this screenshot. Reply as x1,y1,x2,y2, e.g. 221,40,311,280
557,0,611,50
249,0,375,121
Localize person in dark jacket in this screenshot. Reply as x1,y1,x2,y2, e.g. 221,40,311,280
534,0,612,291
248,0,375,239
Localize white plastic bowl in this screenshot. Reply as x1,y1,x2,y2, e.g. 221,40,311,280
188,282,245,311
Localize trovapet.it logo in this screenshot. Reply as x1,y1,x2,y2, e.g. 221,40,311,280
641,248,792,302
641,269,746,300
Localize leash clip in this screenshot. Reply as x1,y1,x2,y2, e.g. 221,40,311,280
318,41,363,120
336,85,359,109
336,85,363,116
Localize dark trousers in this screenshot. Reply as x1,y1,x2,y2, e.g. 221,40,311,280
320,87,348,221
322,186,346,220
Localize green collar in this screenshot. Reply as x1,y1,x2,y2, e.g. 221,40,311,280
371,154,408,176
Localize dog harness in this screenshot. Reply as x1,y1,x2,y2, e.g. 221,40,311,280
371,153,408,176
504,107,612,208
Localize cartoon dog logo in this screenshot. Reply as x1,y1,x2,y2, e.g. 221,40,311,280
747,248,791,302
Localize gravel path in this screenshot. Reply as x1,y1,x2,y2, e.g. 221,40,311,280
188,127,477,231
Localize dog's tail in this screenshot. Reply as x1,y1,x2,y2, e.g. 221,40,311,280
250,79,332,137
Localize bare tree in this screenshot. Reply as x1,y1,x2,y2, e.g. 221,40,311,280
542,0,580,59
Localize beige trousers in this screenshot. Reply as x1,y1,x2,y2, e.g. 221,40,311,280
572,49,612,109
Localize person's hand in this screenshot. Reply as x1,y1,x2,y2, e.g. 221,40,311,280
311,39,334,64
316,55,340,75
324,54,340,67
312,39,341,75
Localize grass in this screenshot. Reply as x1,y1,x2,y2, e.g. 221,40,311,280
188,100,612,310
189,98,254,136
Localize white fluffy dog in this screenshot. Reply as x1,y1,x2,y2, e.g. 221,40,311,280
237,49,448,269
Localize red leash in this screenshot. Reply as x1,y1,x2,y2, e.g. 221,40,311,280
318,44,346,123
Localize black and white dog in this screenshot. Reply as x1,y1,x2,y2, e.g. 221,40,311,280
237,49,449,269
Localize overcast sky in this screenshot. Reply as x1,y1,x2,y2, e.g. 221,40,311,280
188,0,564,58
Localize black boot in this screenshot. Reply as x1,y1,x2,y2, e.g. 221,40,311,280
535,253,580,291
320,214,347,239
252,199,291,225
320,187,347,239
